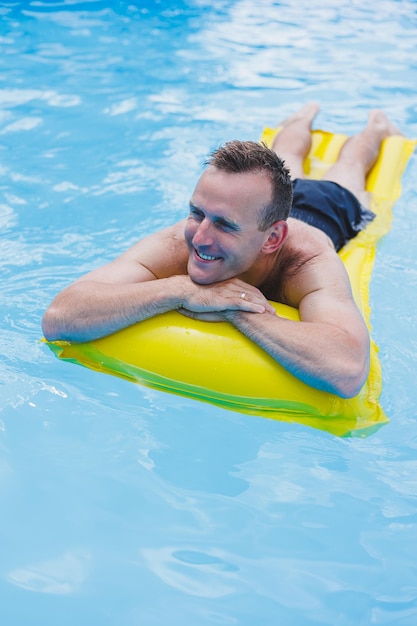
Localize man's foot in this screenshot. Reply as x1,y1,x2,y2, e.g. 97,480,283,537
323,109,403,207
271,103,320,179
278,102,320,130
366,109,403,139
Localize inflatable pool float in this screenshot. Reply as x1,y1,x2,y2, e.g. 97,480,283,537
46,127,416,437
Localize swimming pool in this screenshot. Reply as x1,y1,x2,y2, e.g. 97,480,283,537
1,1,417,624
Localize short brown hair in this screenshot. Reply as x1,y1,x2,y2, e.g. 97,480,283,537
206,140,293,230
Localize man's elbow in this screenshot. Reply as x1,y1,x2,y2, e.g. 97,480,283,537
333,360,370,399
336,380,365,399
42,306,65,342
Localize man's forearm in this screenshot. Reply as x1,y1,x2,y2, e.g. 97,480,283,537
42,276,187,343
42,274,273,343
224,310,370,398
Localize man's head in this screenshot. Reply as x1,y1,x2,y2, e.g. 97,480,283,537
185,140,293,285
206,140,293,230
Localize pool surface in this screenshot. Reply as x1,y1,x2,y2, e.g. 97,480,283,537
1,1,417,624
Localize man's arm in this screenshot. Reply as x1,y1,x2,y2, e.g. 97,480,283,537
228,262,368,398
219,253,369,399
224,297,369,398
42,221,273,342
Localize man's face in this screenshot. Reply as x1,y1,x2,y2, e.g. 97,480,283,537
184,166,274,285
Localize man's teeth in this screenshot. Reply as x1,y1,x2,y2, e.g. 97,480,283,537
197,251,219,261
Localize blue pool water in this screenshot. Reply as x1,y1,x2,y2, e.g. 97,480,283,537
1,1,417,624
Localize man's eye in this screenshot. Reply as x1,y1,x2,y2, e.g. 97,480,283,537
190,207,204,219
214,221,227,230
215,220,235,232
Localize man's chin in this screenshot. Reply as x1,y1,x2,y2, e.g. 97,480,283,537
188,264,218,285
189,272,215,285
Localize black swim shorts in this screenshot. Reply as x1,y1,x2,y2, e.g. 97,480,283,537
290,178,376,251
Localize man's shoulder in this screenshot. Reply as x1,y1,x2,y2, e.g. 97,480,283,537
150,219,187,241
274,219,345,306
286,218,336,256
279,219,337,272
123,220,189,278
129,220,187,250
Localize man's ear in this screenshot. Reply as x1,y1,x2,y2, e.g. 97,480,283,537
261,221,288,254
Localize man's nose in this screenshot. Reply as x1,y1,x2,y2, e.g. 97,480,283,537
193,218,214,246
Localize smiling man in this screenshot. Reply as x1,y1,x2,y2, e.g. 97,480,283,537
42,103,401,398
185,148,290,287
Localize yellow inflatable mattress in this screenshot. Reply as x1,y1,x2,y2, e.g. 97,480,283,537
46,127,416,437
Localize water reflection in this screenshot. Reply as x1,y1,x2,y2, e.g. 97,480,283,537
8,550,92,594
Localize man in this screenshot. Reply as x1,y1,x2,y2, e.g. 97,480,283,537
42,103,401,398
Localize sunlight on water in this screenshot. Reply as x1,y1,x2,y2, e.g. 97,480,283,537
1,1,417,624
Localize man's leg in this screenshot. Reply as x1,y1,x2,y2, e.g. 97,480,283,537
324,110,402,207
271,102,320,179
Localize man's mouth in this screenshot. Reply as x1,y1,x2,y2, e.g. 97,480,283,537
195,249,221,261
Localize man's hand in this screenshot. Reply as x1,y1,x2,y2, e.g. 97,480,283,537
179,277,276,319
